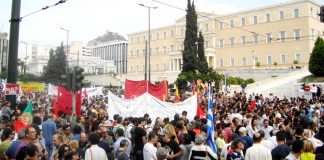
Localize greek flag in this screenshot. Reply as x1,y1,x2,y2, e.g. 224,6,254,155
206,85,217,153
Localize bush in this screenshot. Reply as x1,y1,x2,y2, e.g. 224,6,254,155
256,61,261,67
293,60,299,64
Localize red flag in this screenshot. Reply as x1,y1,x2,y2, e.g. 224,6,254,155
174,83,180,103
196,104,205,117
57,84,72,114
53,96,58,117
192,81,195,95
83,88,87,97
76,90,82,116
248,100,256,111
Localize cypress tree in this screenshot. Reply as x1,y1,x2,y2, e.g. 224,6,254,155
43,43,67,84
309,37,324,76
197,31,209,73
182,0,198,72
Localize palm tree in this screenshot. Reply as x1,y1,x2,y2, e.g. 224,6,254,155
17,58,27,75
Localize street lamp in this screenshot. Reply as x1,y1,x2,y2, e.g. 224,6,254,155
60,27,69,71
139,3,157,82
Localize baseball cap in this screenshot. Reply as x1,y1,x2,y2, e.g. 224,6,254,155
160,130,169,136
238,127,247,132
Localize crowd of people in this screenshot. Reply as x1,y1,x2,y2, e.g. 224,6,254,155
0,87,323,160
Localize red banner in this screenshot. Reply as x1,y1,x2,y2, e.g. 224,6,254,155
148,81,168,101
125,79,168,100
57,84,72,114
5,83,20,95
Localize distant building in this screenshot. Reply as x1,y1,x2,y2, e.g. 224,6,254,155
87,31,128,74
0,32,9,72
126,0,324,82
28,43,116,76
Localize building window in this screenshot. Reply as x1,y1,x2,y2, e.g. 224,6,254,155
205,41,208,48
170,45,174,51
130,51,133,57
219,39,224,48
171,30,174,37
281,54,286,64
230,58,235,66
230,37,235,47
130,66,133,71
220,59,224,67
241,36,246,46
279,11,284,20
241,18,246,26
164,32,167,39
136,50,139,56
253,16,258,24
295,53,301,62
156,47,159,54
266,13,271,22
266,33,272,43
230,20,234,27
136,37,139,42
294,9,299,18
143,36,146,41
205,23,209,32
253,35,259,44
242,57,247,66
156,64,159,70
156,33,159,40
131,38,133,43
219,22,224,30
267,55,272,64
142,49,145,56
163,46,167,54
280,31,286,41
181,28,184,35
294,29,301,40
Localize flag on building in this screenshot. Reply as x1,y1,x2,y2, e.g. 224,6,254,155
206,85,217,153
14,101,33,132
174,83,180,103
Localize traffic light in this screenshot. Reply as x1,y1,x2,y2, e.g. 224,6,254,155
60,71,72,90
319,6,324,23
72,66,84,91
301,83,306,91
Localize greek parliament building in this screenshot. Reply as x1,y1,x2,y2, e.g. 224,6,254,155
126,0,324,82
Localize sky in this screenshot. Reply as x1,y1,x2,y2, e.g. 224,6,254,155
0,0,322,48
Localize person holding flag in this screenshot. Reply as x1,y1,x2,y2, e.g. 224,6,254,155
14,100,33,132
206,84,218,155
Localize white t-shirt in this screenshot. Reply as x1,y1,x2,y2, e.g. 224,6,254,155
143,142,157,160
85,145,108,160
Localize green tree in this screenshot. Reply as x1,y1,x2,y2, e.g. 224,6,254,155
197,31,209,73
309,37,324,76
182,0,198,72
43,43,67,84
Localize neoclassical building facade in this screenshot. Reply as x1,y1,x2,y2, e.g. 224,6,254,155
126,0,324,82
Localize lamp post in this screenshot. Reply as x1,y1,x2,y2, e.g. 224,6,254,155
139,3,157,82
60,27,69,71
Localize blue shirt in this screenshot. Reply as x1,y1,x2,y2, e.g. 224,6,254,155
71,134,80,142
5,141,21,159
113,137,132,157
42,119,57,145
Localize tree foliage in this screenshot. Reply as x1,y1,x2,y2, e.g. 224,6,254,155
43,43,67,84
309,37,324,76
182,0,198,72
197,31,209,73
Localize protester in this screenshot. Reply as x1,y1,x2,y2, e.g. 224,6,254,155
188,134,218,160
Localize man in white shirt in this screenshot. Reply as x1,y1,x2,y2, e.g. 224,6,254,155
85,133,108,160
143,131,159,160
260,119,273,139
245,132,272,160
